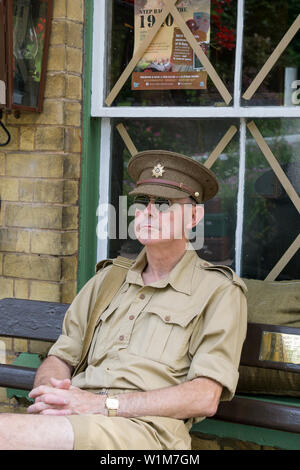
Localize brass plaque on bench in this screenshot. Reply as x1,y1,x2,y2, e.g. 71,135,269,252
260,331,300,365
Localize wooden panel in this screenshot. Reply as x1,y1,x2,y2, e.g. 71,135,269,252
0,298,68,341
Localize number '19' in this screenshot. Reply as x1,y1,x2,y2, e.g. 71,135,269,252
140,13,174,28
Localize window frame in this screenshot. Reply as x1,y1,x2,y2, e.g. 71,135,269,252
91,0,300,276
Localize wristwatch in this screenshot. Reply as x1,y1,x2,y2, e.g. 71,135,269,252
105,396,119,417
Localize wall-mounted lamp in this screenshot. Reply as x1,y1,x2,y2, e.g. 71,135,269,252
0,0,53,113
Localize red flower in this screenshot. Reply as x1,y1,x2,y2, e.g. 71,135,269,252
212,0,235,50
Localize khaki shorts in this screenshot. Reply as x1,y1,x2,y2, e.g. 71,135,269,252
66,414,191,450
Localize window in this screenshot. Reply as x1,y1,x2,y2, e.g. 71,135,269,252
92,0,300,281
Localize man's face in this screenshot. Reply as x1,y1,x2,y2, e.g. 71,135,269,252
134,195,202,246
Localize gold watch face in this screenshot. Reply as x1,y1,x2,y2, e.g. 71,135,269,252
106,398,119,410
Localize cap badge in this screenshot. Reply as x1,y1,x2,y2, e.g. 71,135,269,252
152,163,165,178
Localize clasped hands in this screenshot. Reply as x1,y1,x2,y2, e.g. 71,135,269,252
27,378,105,416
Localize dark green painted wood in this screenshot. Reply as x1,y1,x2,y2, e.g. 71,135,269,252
78,0,101,291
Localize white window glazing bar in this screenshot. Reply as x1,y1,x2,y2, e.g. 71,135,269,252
233,0,245,275
233,0,244,108
97,118,112,262
92,106,300,118
235,118,247,276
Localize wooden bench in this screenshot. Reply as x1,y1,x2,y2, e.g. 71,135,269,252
0,297,300,449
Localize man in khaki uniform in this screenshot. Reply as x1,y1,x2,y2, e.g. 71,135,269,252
0,150,247,450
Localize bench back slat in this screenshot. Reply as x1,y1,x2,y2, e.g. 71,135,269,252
214,396,300,434
0,298,69,342
0,364,36,391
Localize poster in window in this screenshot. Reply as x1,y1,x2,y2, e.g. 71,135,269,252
131,0,210,91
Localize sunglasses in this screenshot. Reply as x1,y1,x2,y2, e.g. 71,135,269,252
133,195,196,213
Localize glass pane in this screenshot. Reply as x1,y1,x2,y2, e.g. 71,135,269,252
242,119,300,280
242,1,300,106
108,0,237,107
12,0,48,108
108,118,239,269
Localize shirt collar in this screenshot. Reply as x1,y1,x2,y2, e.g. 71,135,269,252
126,244,198,295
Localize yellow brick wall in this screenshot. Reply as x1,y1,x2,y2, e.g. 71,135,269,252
0,0,83,305
0,0,84,412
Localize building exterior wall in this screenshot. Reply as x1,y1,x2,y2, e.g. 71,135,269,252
0,0,84,304
0,0,292,450
0,0,84,412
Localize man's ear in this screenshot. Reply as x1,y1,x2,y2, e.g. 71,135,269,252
186,204,204,230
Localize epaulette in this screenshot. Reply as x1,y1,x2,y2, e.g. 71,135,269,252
95,256,135,273
95,258,113,273
199,260,248,295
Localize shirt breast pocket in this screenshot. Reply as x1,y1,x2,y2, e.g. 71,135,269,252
128,306,199,365
88,285,129,360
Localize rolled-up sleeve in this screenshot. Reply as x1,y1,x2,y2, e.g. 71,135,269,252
48,267,111,367
187,282,247,401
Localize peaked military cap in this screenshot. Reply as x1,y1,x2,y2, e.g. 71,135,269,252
128,149,219,203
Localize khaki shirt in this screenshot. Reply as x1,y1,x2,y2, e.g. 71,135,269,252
49,246,247,402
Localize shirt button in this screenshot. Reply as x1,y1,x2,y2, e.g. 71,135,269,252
119,335,124,341
165,315,171,322
139,293,145,300
129,315,135,320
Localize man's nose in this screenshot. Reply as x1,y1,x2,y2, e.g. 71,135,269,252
145,200,157,215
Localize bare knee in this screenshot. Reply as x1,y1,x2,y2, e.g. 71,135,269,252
0,414,74,450
0,414,19,449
